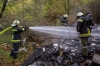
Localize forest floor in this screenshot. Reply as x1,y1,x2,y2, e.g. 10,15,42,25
0,42,34,66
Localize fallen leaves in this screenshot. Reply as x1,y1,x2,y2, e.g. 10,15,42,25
0,42,34,66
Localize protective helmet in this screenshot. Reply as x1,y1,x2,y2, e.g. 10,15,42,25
77,12,83,17
11,20,20,26
63,14,68,17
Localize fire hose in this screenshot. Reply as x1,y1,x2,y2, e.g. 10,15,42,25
0,26,12,35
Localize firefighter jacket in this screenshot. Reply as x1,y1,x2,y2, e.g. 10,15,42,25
60,17,69,24
11,26,25,43
76,16,91,37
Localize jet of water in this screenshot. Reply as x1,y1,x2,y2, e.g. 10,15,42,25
29,26,100,39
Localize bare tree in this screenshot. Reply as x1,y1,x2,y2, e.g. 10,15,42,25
0,0,8,18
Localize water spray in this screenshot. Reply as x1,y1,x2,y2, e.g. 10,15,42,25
29,26,100,39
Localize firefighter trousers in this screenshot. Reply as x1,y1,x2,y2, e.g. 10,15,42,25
10,43,20,58
80,37,88,57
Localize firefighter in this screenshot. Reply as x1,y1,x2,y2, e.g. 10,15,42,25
10,20,25,59
60,14,69,26
76,12,91,66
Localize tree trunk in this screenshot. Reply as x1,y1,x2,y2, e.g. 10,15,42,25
0,0,8,18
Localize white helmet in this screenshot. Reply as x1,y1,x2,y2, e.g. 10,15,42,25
63,14,68,17
77,12,83,17
11,20,20,26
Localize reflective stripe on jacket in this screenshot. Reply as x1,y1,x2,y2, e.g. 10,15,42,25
80,28,91,37
11,35,20,43
11,26,24,43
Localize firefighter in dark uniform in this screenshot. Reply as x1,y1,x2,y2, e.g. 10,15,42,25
10,20,25,59
76,12,91,66
60,14,69,26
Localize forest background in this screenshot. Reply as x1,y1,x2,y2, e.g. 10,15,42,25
0,0,100,65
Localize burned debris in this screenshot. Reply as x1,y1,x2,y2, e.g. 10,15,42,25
22,37,100,66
